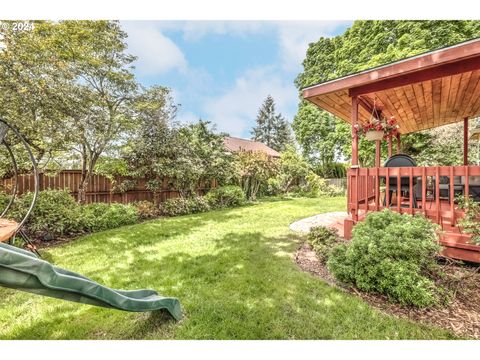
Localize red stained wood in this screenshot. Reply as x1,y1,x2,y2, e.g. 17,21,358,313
0,170,216,205
464,117,469,165
351,96,359,166
346,165,480,263
375,140,381,167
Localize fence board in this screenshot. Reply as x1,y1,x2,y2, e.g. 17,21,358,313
0,170,216,205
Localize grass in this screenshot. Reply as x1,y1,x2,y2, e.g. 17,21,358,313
0,197,456,339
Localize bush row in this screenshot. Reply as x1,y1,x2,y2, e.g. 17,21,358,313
1,190,139,238
0,185,247,239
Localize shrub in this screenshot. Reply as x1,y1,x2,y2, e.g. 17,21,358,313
327,210,443,307
135,200,160,220
187,196,211,214
79,203,138,232
0,192,12,212
457,196,480,245
11,190,82,236
265,177,282,196
205,185,246,208
303,172,344,197
160,196,211,217
307,226,340,262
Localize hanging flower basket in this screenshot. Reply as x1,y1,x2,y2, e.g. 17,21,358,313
355,116,399,141
365,130,384,141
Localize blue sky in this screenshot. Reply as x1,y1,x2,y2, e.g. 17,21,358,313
121,21,352,138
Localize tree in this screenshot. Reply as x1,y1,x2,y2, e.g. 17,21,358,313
251,95,293,152
58,21,139,203
126,86,179,203
294,20,480,167
0,20,141,203
127,87,233,201
176,120,236,193
277,145,310,192
0,21,77,170
235,151,279,200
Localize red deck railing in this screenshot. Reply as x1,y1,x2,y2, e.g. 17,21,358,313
347,165,480,262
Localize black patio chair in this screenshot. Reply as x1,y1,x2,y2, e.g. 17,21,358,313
382,154,417,208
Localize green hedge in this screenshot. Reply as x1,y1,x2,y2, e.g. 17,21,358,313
11,190,82,236
2,190,139,238
327,210,444,308
79,203,138,232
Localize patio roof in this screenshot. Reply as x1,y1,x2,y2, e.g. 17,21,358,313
302,38,480,134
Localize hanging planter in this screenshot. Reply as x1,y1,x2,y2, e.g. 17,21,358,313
365,130,384,141
355,116,399,141
354,98,399,141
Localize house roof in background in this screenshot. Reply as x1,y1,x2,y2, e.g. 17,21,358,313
223,136,280,157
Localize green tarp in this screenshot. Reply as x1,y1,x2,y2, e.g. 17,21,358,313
0,242,181,320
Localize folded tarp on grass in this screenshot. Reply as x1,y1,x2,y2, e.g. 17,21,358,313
0,242,181,320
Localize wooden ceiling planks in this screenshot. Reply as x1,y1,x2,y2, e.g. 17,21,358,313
307,72,480,134
303,39,480,134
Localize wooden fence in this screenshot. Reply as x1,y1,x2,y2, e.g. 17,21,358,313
0,170,217,204
325,178,347,190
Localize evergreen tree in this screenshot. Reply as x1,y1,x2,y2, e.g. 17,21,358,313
251,95,293,152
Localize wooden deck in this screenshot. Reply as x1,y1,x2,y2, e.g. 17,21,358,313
345,166,480,263
0,218,18,243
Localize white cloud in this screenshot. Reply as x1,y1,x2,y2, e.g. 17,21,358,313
122,20,351,76
120,21,352,137
202,66,297,137
122,21,187,76
273,21,352,71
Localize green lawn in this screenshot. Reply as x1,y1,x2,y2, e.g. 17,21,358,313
0,197,455,339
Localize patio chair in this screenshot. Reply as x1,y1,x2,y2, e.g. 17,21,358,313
382,154,417,208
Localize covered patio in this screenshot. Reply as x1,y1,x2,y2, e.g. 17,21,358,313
303,38,480,263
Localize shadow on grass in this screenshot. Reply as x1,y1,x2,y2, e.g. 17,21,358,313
5,225,455,340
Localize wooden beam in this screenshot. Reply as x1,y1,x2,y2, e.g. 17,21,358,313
396,133,401,154
375,140,381,167
349,55,480,97
352,96,359,166
464,117,469,165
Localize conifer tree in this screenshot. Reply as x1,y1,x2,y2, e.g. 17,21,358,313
251,95,292,152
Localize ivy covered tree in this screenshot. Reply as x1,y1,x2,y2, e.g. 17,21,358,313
294,20,480,168
251,95,293,152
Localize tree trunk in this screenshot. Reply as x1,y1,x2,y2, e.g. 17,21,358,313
77,149,100,204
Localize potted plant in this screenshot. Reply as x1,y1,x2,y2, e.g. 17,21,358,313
355,116,399,141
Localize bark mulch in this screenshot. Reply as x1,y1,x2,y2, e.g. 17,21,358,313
294,242,480,339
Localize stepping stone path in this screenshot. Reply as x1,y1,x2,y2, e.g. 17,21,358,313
289,212,348,238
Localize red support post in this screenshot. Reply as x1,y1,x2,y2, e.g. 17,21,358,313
351,96,359,222
464,117,469,165
396,133,401,154
375,140,381,168
351,96,359,166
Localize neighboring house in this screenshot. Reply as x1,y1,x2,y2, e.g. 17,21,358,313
223,136,280,158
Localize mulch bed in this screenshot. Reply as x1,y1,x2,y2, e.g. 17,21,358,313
294,242,480,339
